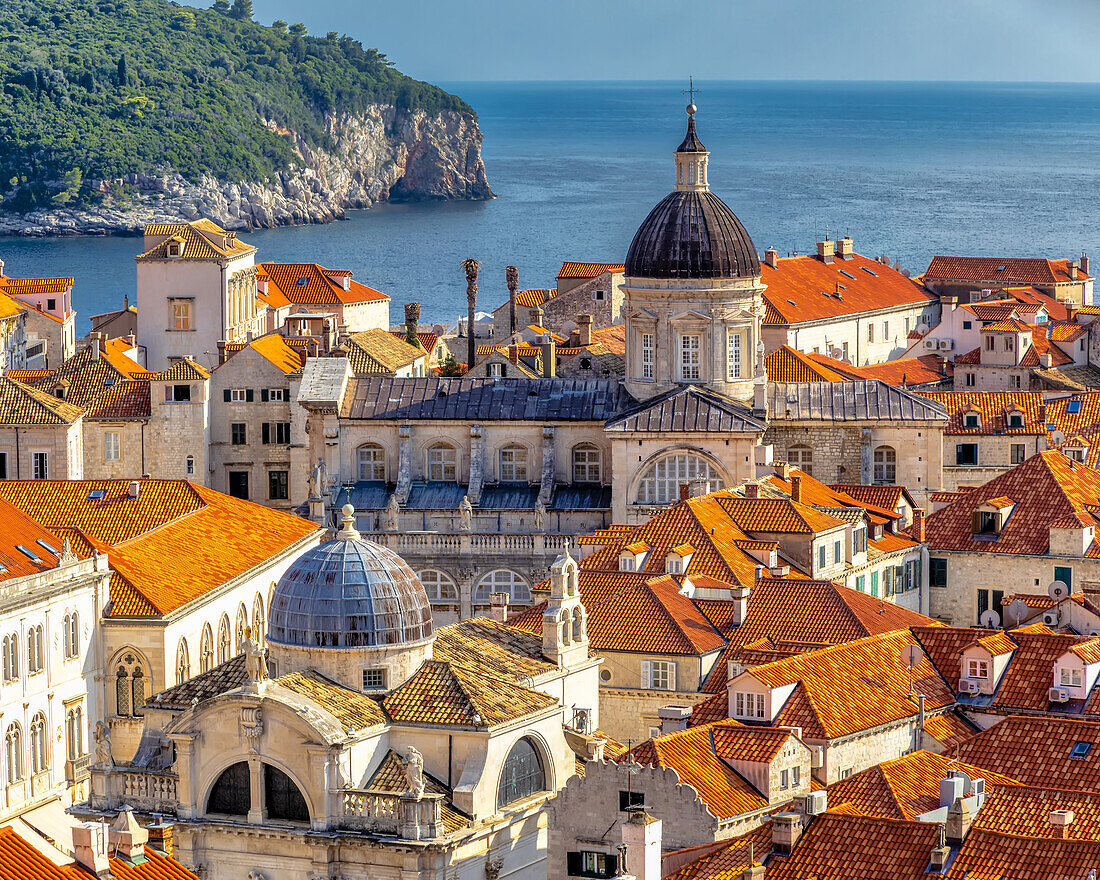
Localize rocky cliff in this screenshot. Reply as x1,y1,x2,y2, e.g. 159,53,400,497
0,105,492,236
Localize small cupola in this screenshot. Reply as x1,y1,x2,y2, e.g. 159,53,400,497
542,542,588,668
674,82,709,193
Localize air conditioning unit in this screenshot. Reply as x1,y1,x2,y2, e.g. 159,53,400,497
959,679,980,695
1044,614,1057,625
971,778,985,797
1049,687,1070,703
804,791,827,815
924,338,938,350
939,339,955,351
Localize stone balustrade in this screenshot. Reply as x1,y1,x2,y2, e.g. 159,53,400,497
339,789,444,839
89,766,178,813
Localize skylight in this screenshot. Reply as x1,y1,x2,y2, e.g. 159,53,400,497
1068,400,1082,413
860,267,878,277
997,265,1007,272
87,490,106,501
35,539,58,555
840,270,856,280
16,545,40,562
296,276,309,286
1071,741,1092,758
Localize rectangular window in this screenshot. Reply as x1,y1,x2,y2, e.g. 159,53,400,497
883,321,889,339
735,692,745,716
1055,566,1072,590
963,320,972,330
985,335,995,351
680,334,701,381
230,388,247,402
977,588,1005,622
567,851,617,879
854,528,867,554
965,372,975,387
755,693,765,718
955,444,978,466
868,324,874,343
1010,374,1021,389
0,452,6,479
793,766,801,786
641,333,654,380
362,668,386,690
856,575,866,592
871,570,879,598
264,422,291,445
833,539,842,564
428,446,458,482
726,330,742,380
619,790,645,811
228,471,249,500
647,660,676,691
268,470,289,500
500,446,528,482
231,423,246,445
268,388,286,402
1011,443,1026,464
47,298,56,311
1005,336,1014,351
166,384,191,403
172,301,192,331
842,342,849,361
818,544,826,570
968,659,989,679
780,769,789,790
104,432,120,462
32,452,48,480
1060,668,1083,687
489,362,504,378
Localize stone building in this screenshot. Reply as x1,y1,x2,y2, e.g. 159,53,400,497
0,288,29,371
0,376,84,480
88,511,601,880
0,265,77,368
490,263,625,341
922,254,1093,306
256,261,390,335
88,294,139,343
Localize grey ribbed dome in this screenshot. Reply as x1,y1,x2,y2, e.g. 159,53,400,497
625,190,761,280
268,527,432,649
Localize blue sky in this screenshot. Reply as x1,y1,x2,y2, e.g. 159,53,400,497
247,0,1100,83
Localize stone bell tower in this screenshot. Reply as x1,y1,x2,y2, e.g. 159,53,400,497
542,542,588,668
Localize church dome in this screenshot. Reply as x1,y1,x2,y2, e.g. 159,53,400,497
268,505,432,649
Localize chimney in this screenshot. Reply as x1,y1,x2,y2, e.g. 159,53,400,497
146,820,174,857
771,812,803,855
658,705,692,735
745,483,759,499
540,336,556,379
489,591,509,623
764,248,779,269
679,483,690,502
1039,403,1048,422
817,238,835,264
1069,261,1079,281
92,334,101,361
929,828,951,874
791,474,802,503
912,508,926,543
753,564,764,586
73,822,110,878
837,235,854,260
577,314,593,346
779,460,792,481
109,807,150,862
945,797,972,846
127,332,136,348
1040,352,1053,368
123,294,129,309
1082,252,1090,276
621,808,662,880
128,480,141,500
508,343,520,365
732,584,751,626
1050,809,1075,840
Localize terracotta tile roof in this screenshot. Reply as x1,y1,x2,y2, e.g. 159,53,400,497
84,380,152,419
514,288,555,307
557,261,623,279
431,617,556,681
0,825,199,880
150,655,247,709
0,497,70,581
920,391,1049,436
155,359,210,381
0,480,319,616
827,484,907,514
15,345,153,413
926,450,1100,555
387,330,440,354
972,784,1100,840
0,376,83,425
259,261,387,305
366,750,469,833
1048,320,1089,342
765,811,942,880
825,750,1019,821
0,275,74,295
223,333,304,375
953,346,981,364
745,630,955,740
761,253,933,325
1018,326,1075,367
0,289,27,319
137,220,256,261
590,324,626,355
342,328,424,374
924,255,1090,285
955,716,1100,790
945,826,1100,879
618,721,775,818
765,345,849,382
965,301,1023,322
382,659,556,727
277,669,385,732
922,710,979,750
829,354,952,388
663,824,771,880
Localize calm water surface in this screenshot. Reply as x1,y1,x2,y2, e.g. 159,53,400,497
2,81,1099,329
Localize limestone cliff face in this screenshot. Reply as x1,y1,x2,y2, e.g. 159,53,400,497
0,105,492,236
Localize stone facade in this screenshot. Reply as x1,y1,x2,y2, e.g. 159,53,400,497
0,420,83,480
145,373,210,482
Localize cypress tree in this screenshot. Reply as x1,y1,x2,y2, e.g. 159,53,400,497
116,53,126,88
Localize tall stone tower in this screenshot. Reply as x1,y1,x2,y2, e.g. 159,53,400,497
622,97,766,403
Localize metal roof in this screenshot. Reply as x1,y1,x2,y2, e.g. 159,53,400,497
767,380,949,422
341,377,625,421
606,385,767,433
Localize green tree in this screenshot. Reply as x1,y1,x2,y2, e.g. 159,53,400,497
229,0,252,20
212,0,230,13
116,53,127,88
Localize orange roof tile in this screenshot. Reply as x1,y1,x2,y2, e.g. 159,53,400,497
137,220,255,261
0,825,198,880
557,261,624,279
955,716,1100,791
974,784,1100,839
925,255,1091,285
0,376,84,425
259,262,387,305
0,498,70,581
765,345,849,383
945,826,1100,879
514,288,556,307
224,333,304,375
829,354,952,388
0,276,74,295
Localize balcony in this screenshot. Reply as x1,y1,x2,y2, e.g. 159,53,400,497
89,766,178,813
65,755,91,783
339,789,444,840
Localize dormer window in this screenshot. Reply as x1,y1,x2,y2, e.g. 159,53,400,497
666,543,694,574
975,511,998,536
1008,414,1023,429
619,555,636,572
1060,668,1083,688
620,542,649,572
964,413,980,429
167,238,185,258
967,659,989,679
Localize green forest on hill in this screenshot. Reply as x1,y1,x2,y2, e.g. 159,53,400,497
0,0,473,210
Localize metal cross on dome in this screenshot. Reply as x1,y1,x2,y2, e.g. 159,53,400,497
683,78,699,112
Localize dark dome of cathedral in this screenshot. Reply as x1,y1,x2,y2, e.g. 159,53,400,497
625,189,761,280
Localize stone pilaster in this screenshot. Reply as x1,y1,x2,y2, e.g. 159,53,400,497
467,424,484,505
860,427,873,483
394,424,412,505
539,425,556,505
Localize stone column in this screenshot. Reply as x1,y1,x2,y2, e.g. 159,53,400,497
457,568,475,621
395,425,412,505
467,425,484,505
860,427,873,483
539,426,556,506
247,755,264,824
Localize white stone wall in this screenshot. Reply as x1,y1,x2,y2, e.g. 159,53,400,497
0,421,83,480
145,377,210,483
82,421,145,480
816,718,919,784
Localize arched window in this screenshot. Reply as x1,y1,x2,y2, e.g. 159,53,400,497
265,764,310,823
207,761,250,817
499,445,528,482
475,570,532,605
253,593,266,647
571,607,584,643
874,446,897,484
418,570,458,603
200,623,214,673
176,638,190,685
5,724,22,783
235,604,249,652
27,625,43,674
29,713,47,774
427,444,457,482
63,612,79,659
357,444,386,482
572,444,601,483
65,707,83,761
497,737,546,808
218,614,232,664
635,454,725,506
115,667,130,716
2,634,17,682
131,668,145,717
787,445,813,477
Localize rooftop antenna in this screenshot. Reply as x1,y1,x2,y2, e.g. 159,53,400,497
900,644,923,697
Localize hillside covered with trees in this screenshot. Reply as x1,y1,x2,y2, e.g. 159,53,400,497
0,0,475,211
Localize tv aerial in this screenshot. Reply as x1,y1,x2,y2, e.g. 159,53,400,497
900,644,924,695
979,609,1001,629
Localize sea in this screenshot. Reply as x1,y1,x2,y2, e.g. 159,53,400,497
3,80,1100,330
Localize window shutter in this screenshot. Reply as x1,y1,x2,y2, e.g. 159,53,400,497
668,661,676,692
261,388,269,402
223,389,231,402
566,852,583,876
246,389,254,402
641,660,651,689
262,423,270,445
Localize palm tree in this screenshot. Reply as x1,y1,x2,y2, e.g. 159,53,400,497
505,265,519,337
461,258,480,368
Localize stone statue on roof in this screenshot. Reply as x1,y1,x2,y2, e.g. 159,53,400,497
243,627,268,684
401,746,425,798
533,499,547,532
459,496,473,532
384,494,399,532
94,721,113,768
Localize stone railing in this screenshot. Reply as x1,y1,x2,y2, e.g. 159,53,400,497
65,754,91,783
339,789,444,840
89,766,178,813
360,531,571,557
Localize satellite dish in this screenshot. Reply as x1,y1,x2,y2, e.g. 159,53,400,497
1006,599,1030,627
1049,581,1070,602
955,770,973,797
979,609,1001,629
900,644,923,668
